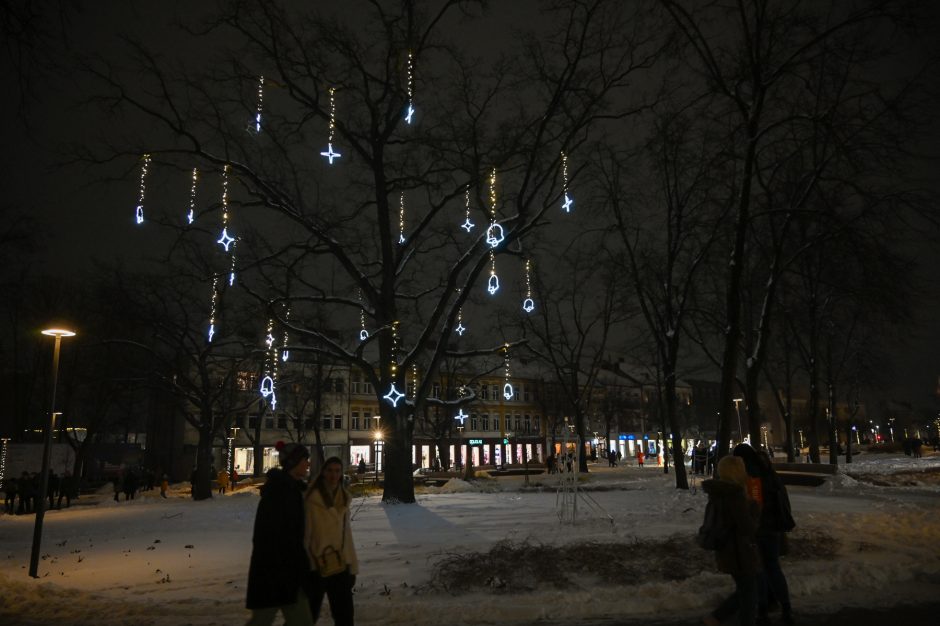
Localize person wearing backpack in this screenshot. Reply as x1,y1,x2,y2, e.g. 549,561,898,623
701,455,761,626
734,444,796,625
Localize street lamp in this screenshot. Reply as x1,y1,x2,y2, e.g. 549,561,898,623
373,415,382,486
732,398,744,444
30,327,76,578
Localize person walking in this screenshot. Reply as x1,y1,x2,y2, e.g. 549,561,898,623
734,444,796,625
160,474,169,499
3,475,17,514
636,447,645,468
701,455,761,626
218,468,230,495
245,441,314,626
304,457,358,626
57,470,77,509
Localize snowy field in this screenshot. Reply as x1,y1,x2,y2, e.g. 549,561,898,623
2,452,939,625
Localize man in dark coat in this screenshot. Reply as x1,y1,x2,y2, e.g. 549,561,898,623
245,442,313,625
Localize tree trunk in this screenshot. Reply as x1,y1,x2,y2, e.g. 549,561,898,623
381,405,416,503
192,423,214,500
664,370,689,489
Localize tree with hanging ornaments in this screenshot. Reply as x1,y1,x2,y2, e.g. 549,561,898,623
91,1,665,503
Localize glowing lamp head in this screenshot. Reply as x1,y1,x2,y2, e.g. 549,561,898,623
42,328,76,338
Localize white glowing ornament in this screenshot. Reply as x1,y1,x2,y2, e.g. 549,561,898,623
561,151,574,213
461,188,475,232
503,382,514,400
404,51,416,124
455,305,466,336
454,409,468,425
384,383,405,407
248,76,264,134
281,307,290,362
522,258,535,313
320,87,342,164
135,153,151,224
259,376,274,397
265,333,275,348
218,228,235,251
186,167,198,224
260,317,279,404
487,251,499,295
359,329,369,341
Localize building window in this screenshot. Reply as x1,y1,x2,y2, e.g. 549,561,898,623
514,414,522,432
524,414,531,433
492,414,500,432
304,418,314,430
432,383,441,399
470,414,478,431
523,384,532,402
248,416,259,429
481,414,489,431
351,411,360,431
322,416,332,430
533,415,540,433
277,416,287,430
333,415,343,430
236,371,258,391
333,378,345,393
480,384,489,400
265,417,274,430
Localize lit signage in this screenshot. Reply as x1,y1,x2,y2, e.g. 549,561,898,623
468,439,483,445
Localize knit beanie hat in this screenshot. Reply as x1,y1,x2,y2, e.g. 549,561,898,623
275,441,309,472
717,455,747,488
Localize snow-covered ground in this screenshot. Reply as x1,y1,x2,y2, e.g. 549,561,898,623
1,452,939,625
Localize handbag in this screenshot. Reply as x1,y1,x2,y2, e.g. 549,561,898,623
314,514,347,577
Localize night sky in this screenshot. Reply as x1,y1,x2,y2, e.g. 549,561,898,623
4,0,940,412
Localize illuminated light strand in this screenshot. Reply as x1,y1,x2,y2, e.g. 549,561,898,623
320,87,342,164
486,168,504,247
561,151,574,213
260,317,279,409
398,192,406,244
0,437,9,483
461,187,475,232
411,362,418,398
187,167,198,224
487,250,500,295
217,164,234,251
455,307,466,336
248,75,264,134
503,343,514,400
135,153,151,224
281,306,290,362
522,258,535,313
404,50,416,124
207,276,219,342
384,320,403,407
228,245,237,286
359,289,369,341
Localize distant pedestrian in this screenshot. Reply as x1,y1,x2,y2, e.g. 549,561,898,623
113,472,123,502
232,468,240,490
701,455,761,626
17,472,33,514
245,441,313,625
47,471,59,509
305,457,358,626
912,438,923,459
3,476,17,514
160,474,169,499
57,470,77,509
357,458,366,475
123,469,138,501
217,469,230,495
636,448,644,468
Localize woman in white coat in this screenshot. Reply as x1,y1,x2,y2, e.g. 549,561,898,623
305,457,358,625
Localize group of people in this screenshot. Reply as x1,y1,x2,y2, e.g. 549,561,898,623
2,469,79,514
246,442,358,626
692,442,717,475
701,443,795,626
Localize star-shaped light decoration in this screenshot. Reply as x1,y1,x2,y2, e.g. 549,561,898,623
503,382,514,400
522,298,535,313
265,333,275,348
455,322,466,336
320,143,341,164
461,217,475,233
454,408,469,425
217,228,235,251
562,193,574,213
383,383,405,407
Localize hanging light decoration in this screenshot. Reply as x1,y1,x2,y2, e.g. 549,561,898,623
248,75,264,134
281,306,291,362
383,320,405,407
461,186,475,232
217,164,235,251
359,289,369,341
134,153,151,224
522,258,535,313
320,87,342,164
186,167,198,224
207,276,219,342
487,250,500,295
485,168,504,247
398,192,407,244
502,343,514,400
561,151,574,213
404,50,416,124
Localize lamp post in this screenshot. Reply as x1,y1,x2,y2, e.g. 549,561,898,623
373,414,382,486
732,398,744,444
30,327,75,578
228,426,240,486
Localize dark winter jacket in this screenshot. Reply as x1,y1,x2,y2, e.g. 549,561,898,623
246,468,311,610
733,444,796,534
701,478,761,576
